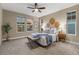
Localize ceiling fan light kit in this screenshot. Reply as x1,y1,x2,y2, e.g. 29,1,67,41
35,9,38,12
27,3,46,13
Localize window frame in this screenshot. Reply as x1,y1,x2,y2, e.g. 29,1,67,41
16,16,26,33
66,10,77,36
26,18,34,32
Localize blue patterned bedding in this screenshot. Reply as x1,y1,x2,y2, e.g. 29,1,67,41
32,33,53,45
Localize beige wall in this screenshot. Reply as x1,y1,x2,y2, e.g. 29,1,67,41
40,4,79,43
0,4,2,45
2,10,40,40
3,4,79,43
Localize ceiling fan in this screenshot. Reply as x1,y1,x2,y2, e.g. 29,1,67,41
27,3,46,13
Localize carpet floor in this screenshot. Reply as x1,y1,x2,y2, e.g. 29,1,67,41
0,38,79,55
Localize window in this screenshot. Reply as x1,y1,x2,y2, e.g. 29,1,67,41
67,11,76,35
26,19,33,31
16,16,26,32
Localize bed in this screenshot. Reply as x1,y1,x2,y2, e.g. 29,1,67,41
32,33,57,47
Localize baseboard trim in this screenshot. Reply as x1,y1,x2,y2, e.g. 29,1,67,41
2,36,27,41
66,41,79,46
9,36,26,40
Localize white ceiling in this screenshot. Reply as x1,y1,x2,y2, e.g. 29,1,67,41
1,3,78,17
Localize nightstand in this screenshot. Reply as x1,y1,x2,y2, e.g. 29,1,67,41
58,32,66,42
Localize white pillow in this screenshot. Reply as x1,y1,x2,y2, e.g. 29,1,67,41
50,28,57,34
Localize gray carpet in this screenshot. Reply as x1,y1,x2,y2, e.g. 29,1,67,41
0,38,79,55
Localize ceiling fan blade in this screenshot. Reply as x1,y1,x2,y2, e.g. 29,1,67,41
38,9,41,13
38,7,46,9
32,10,35,12
27,7,34,9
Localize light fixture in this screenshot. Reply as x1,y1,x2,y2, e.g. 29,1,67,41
35,9,38,12
27,3,46,13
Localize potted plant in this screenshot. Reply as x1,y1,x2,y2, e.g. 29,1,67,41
2,23,12,41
